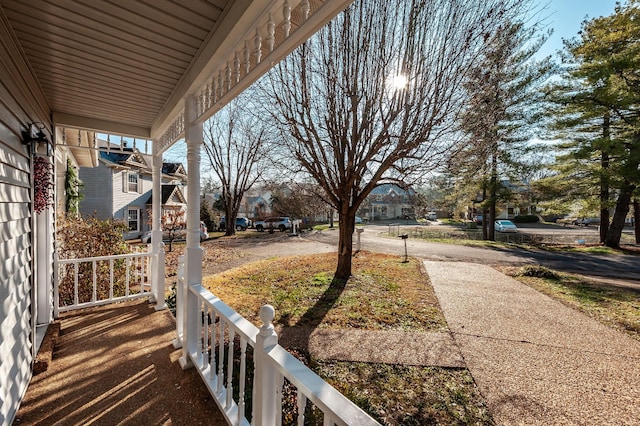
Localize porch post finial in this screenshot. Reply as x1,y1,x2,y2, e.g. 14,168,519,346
254,304,279,425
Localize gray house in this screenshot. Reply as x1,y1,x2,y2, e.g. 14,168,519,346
79,147,187,239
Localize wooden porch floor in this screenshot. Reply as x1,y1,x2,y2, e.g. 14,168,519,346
15,300,226,425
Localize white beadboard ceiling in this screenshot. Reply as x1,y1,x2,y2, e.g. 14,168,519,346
1,0,352,144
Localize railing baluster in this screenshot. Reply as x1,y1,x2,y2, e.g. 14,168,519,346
301,0,310,20
74,262,79,306
275,373,284,426
210,309,217,381
217,318,225,396
238,337,247,425
296,392,307,426
139,255,145,292
92,260,97,302
109,259,114,299
125,257,131,296
283,0,291,37
226,328,235,408
197,301,204,367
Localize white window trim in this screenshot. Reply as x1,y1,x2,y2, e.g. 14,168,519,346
128,208,140,232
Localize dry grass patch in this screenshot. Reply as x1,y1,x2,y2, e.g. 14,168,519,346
201,251,493,425
203,251,446,331
314,362,492,425
500,265,640,340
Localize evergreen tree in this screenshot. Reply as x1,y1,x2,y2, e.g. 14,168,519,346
65,158,83,218
456,19,553,240
547,0,640,247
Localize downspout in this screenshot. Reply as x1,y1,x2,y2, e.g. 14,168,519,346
179,94,203,370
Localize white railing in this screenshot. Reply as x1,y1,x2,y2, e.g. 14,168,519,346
54,251,153,316
174,260,380,426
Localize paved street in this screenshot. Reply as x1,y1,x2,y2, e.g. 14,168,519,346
301,224,640,282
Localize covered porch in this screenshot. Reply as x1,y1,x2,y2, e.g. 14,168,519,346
15,300,228,425
0,0,380,424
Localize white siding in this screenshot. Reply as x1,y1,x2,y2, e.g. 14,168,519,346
113,170,152,239
78,164,114,219
0,10,52,424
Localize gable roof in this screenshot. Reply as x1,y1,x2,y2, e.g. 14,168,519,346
162,163,186,177
99,148,150,170
370,184,414,196
146,185,186,205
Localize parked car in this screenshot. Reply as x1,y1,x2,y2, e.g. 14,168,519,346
572,217,600,227
426,211,437,221
355,216,363,224
141,221,208,243
255,217,292,232
218,216,249,231
494,219,518,233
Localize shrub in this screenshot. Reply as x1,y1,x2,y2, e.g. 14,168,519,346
56,214,133,305
515,265,560,279
165,284,177,315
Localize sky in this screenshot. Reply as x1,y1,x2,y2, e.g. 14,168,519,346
105,0,623,164
534,0,619,59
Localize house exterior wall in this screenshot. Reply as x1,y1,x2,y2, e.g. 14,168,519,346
78,164,113,220
0,11,52,424
113,170,152,239
80,159,190,239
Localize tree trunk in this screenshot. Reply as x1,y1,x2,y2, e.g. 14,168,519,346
599,156,610,244
605,183,635,248
634,198,640,244
224,201,235,237
599,112,610,244
488,155,498,241
334,212,355,280
481,184,488,240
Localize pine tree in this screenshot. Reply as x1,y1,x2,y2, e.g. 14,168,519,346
457,20,553,240
547,0,640,247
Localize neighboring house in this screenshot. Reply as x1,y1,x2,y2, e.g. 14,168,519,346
79,145,187,239
472,179,532,220
244,194,271,219
145,184,188,228
359,184,416,221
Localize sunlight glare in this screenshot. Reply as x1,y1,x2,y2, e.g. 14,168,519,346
390,74,408,90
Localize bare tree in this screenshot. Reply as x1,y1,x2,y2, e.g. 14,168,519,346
202,95,270,236
265,0,520,279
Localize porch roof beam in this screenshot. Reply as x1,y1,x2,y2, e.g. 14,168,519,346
53,112,151,139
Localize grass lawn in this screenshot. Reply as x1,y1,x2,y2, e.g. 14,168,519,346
501,265,640,340
202,251,492,425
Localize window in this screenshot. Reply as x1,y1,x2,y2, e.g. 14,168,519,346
128,173,139,193
128,208,139,232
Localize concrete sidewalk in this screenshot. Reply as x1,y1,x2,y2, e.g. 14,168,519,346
424,261,640,425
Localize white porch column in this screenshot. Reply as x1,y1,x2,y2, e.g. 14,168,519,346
179,94,203,370
151,149,166,309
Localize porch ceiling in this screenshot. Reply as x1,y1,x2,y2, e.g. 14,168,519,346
0,0,352,145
